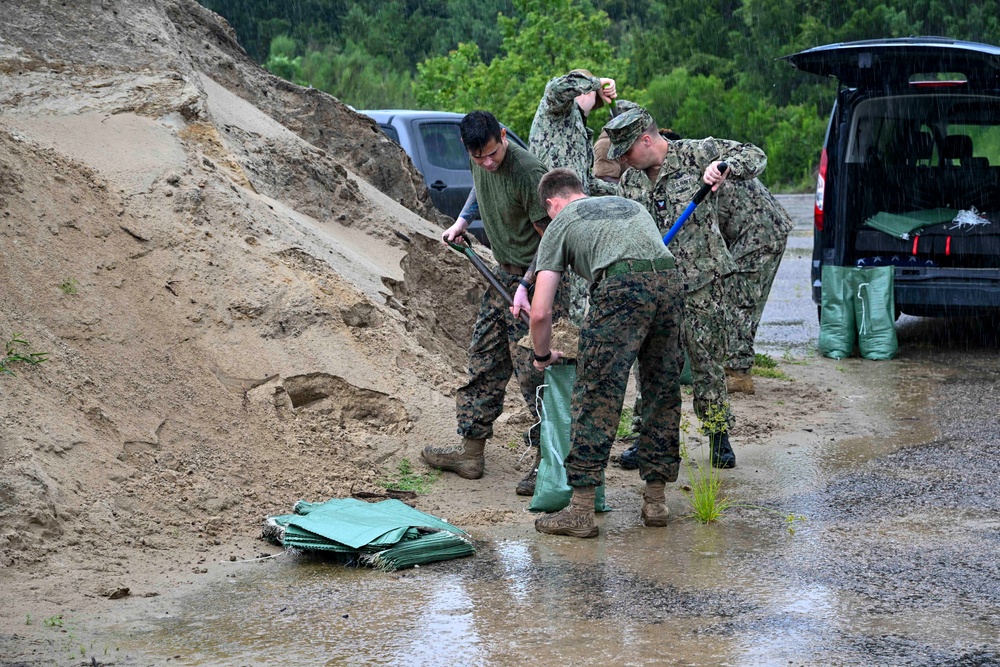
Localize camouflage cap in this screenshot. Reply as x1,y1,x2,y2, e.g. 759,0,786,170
605,107,653,160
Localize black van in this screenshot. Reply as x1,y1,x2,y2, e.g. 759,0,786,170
784,38,1000,317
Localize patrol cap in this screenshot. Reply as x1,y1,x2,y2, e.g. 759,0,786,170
606,107,654,160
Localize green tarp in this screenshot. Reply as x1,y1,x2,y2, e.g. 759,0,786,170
264,498,474,570
863,209,957,238
529,363,609,513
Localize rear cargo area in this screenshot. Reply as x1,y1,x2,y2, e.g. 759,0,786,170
842,93,1000,270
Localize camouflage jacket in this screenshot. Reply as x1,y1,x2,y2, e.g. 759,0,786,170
618,137,767,291
717,178,795,261
529,71,617,196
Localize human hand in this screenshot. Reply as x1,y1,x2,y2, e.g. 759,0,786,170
703,161,730,192
599,78,617,103
511,284,532,319
442,217,470,244
533,349,564,371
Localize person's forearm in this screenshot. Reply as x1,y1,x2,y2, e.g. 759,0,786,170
459,187,479,222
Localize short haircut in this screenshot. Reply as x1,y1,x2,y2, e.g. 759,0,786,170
538,168,584,209
460,110,503,154
643,119,659,138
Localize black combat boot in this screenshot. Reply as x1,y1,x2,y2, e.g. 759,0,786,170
618,443,640,470
709,431,736,469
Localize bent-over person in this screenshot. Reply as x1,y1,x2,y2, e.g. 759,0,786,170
607,107,768,469
529,168,685,538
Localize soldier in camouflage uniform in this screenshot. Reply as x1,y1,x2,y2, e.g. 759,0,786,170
529,168,685,538
422,111,560,495
606,107,768,469
716,178,794,394
528,69,619,329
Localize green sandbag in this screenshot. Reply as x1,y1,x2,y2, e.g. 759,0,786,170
680,352,692,385
529,363,608,513
854,266,897,360
818,265,857,359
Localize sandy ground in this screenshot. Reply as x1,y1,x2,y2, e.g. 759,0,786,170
0,1,856,663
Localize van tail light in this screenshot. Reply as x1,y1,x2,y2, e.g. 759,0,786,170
815,148,827,232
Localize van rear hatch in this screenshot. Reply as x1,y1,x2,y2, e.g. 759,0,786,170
782,38,1000,89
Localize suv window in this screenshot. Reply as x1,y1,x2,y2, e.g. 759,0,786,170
418,123,469,171
379,124,400,144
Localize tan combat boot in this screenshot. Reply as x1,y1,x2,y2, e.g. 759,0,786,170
725,368,755,395
421,437,485,479
534,485,599,538
641,481,670,527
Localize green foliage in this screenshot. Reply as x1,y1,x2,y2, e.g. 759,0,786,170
645,68,826,190
415,0,628,139
379,458,439,494
43,615,63,628
1,335,48,377
265,36,416,108
684,457,732,524
616,406,634,439
752,352,791,379
201,0,1000,192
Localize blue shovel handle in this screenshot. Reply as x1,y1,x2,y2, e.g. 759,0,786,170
662,161,728,246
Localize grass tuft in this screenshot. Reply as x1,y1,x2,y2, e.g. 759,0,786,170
1,335,48,377
379,458,439,495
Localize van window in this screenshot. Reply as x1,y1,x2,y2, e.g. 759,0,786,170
946,124,1000,166
419,123,469,171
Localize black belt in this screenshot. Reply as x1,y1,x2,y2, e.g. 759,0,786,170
604,257,675,278
498,263,528,277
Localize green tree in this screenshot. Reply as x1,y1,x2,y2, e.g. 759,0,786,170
264,36,416,109
415,0,627,139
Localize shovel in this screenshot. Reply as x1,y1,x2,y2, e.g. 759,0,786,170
662,161,728,246
447,236,531,325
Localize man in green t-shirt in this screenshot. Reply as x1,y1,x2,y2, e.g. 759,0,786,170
422,110,555,495
529,168,686,538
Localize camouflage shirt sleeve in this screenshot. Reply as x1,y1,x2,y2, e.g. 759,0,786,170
700,137,767,180
542,71,602,116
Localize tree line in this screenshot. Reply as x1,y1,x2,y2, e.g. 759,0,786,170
199,0,1000,191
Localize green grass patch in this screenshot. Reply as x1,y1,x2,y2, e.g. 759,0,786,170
684,457,732,523
616,407,634,438
751,352,790,380
379,458,439,494
1,335,48,377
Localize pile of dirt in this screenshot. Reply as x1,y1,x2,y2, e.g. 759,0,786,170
0,0,481,616
0,1,842,651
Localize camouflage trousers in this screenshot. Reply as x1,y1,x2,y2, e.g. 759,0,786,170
632,277,732,432
564,270,685,487
456,266,564,441
725,244,785,371
683,277,732,428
